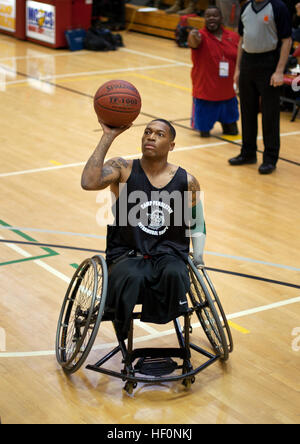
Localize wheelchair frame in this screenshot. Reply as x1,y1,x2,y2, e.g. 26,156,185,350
56,254,233,394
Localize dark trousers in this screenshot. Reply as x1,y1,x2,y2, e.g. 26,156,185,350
239,50,281,165
106,255,190,340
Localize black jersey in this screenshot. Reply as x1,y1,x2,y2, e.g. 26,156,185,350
106,159,190,264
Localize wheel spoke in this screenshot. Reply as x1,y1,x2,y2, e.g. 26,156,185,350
55,256,108,373
187,256,231,360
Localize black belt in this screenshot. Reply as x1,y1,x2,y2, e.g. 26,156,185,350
112,250,152,265
134,251,151,259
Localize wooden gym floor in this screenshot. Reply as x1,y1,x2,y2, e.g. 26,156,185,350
0,30,299,425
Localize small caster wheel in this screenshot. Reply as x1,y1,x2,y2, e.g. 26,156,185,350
182,378,193,390
124,381,137,394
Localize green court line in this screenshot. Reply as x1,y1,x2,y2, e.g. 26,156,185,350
0,220,59,266
0,253,59,267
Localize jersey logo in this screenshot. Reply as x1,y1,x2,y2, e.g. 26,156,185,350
147,208,165,231
138,201,173,236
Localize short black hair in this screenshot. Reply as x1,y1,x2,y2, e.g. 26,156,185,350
205,5,222,16
151,119,176,141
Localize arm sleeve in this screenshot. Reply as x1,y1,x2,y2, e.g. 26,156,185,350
190,201,206,266
273,0,293,39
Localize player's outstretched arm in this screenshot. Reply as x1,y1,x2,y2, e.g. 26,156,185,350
81,121,131,191
187,28,202,49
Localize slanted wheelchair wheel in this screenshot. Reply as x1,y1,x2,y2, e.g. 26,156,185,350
202,268,233,354
187,256,232,361
55,255,108,374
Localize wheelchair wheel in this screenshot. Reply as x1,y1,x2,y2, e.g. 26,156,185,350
187,256,231,361
202,268,233,354
55,255,108,374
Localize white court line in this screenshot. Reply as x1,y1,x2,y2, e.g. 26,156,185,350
205,251,300,272
0,46,189,66
0,51,91,62
0,142,228,178
40,63,181,81
0,43,189,87
0,236,155,335
120,47,191,67
1,128,300,179
226,297,300,320
1,239,299,358
0,62,182,86
1,295,299,358
0,235,70,283
1,236,300,358
0,350,56,358
0,161,87,178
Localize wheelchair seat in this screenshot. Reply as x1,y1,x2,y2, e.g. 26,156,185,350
55,254,233,394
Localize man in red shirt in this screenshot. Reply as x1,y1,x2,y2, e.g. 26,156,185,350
188,6,240,137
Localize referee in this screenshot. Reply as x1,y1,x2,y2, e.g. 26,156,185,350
229,0,292,174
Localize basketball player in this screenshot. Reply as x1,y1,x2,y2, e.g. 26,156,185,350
81,119,206,339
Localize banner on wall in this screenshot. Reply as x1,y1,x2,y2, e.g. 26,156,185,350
0,0,16,32
26,0,56,44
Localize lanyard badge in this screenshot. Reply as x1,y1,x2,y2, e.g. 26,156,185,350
219,60,229,78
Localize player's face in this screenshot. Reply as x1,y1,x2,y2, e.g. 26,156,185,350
141,121,175,158
205,8,222,33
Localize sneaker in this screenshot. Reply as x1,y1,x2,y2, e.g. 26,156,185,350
228,155,257,165
258,163,276,174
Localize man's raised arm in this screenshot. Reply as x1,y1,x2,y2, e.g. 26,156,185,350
81,122,130,191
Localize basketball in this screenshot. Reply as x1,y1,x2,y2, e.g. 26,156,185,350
93,80,142,127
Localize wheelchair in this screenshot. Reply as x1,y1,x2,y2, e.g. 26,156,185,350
55,254,233,394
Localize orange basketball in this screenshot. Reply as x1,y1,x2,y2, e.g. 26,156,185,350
93,80,142,127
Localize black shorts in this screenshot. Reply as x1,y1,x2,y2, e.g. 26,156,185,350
105,254,190,340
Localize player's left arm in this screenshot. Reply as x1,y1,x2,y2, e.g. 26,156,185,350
187,173,206,267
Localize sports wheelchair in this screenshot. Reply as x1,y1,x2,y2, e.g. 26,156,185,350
55,254,233,394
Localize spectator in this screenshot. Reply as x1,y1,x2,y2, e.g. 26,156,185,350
165,0,184,14
166,0,198,15
282,1,300,41
216,0,241,30
92,0,126,30
293,2,300,41
188,6,240,137
228,0,292,174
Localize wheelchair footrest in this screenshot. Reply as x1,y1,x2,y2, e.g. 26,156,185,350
134,357,179,376
128,347,189,364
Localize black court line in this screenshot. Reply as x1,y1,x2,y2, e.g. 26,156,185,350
205,266,300,289
1,238,299,290
0,238,102,254
13,69,162,126
7,67,300,166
